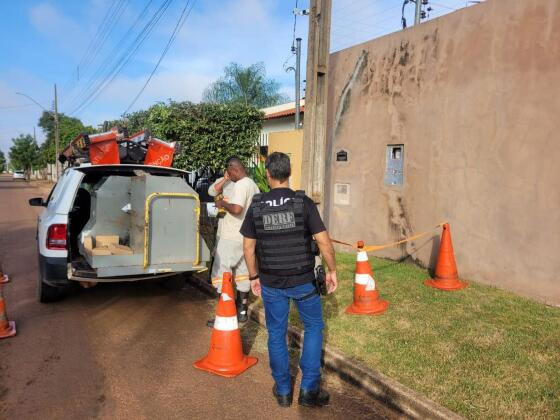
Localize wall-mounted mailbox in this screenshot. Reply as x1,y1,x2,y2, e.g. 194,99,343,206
336,150,348,162
384,144,404,185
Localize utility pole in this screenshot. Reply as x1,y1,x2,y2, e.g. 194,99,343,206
53,84,60,178
414,0,422,24
294,37,302,130
301,0,331,212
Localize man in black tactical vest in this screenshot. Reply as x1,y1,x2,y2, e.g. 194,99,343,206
240,152,338,408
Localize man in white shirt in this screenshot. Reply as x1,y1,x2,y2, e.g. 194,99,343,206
208,171,235,240
207,157,260,326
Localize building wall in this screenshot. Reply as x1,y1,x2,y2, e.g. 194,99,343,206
262,117,295,134
261,114,304,134
325,0,560,304
268,130,304,190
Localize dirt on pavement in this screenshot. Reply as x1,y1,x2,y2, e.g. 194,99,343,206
0,175,403,419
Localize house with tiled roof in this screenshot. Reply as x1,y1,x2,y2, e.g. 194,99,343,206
255,100,305,189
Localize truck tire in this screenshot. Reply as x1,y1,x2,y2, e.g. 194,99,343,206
37,272,64,303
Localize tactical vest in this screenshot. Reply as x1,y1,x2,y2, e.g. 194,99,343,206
252,190,315,275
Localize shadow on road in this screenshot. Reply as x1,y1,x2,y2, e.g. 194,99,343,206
0,180,35,189
62,276,212,307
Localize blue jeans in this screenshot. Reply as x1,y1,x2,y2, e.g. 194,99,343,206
261,282,324,395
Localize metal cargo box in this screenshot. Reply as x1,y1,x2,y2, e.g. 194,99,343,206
79,173,210,278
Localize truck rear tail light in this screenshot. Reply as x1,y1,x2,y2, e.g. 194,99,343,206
47,224,67,250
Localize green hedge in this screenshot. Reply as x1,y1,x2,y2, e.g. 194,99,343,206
120,101,263,172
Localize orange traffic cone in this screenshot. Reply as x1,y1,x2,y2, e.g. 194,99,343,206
194,272,257,377
345,241,389,316
0,285,16,339
424,223,468,291
0,262,9,284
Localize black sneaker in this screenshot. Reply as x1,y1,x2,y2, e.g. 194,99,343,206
237,311,248,323
298,388,330,407
236,291,249,323
273,384,293,407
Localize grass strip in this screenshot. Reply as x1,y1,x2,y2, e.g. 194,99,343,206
286,252,560,419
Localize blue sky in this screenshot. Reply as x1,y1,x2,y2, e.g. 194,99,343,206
0,0,470,155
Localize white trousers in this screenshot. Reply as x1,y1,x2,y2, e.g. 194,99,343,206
211,237,250,293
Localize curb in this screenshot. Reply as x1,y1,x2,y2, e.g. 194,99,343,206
188,274,463,420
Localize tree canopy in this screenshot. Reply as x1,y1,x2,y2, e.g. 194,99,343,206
145,101,263,172
99,108,149,136
9,134,39,173
95,101,262,172
0,150,6,172
37,111,95,165
203,62,288,108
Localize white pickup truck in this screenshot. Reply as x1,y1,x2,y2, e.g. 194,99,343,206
29,164,211,302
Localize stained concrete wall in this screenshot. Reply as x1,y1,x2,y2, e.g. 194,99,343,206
325,0,560,305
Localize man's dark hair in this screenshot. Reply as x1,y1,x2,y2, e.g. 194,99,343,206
265,152,291,182
226,156,245,171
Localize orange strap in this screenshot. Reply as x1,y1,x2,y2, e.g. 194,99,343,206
330,222,447,253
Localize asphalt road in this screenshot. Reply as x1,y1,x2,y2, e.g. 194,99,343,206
0,174,402,419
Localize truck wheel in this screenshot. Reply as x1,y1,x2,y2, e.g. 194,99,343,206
37,272,64,303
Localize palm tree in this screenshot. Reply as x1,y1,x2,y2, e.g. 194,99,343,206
203,62,288,108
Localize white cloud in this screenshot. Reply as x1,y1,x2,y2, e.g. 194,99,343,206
104,69,214,108
172,0,301,81
16,0,305,131
72,68,214,126
71,0,302,125
29,2,90,57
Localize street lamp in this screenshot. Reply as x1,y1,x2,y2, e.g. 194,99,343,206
15,84,60,178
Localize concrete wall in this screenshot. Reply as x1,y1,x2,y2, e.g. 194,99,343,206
325,0,560,305
30,164,59,182
268,130,304,190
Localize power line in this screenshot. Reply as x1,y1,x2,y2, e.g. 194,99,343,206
429,2,458,11
61,0,125,95
330,8,402,42
331,12,398,34
331,0,365,13
291,0,299,50
332,4,401,30
332,1,397,23
283,0,300,72
123,0,196,114
69,0,174,117
80,0,128,72
64,0,156,110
